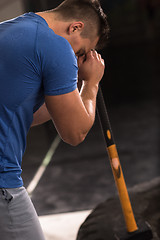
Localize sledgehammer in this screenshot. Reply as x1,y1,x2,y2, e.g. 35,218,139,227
97,87,153,240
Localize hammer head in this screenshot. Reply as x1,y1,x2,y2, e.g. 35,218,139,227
115,221,153,240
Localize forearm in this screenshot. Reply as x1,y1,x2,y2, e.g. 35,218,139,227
31,103,51,127
78,50,104,127
80,81,99,128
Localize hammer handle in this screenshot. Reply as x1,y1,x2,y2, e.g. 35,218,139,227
97,87,138,233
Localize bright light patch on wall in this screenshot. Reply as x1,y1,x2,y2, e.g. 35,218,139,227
0,0,24,22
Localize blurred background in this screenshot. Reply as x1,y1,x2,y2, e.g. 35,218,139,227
0,0,160,216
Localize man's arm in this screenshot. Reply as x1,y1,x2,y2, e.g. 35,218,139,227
45,50,105,146
31,103,51,127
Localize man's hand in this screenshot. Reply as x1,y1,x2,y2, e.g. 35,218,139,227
78,50,105,86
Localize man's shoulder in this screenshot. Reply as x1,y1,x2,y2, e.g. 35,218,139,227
37,26,75,60
37,25,69,49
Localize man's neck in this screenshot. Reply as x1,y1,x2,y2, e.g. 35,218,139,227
36,11,68,37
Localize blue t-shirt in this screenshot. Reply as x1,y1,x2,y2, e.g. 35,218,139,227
0,12,78,188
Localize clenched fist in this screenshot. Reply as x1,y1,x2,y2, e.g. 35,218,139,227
78,50,105,86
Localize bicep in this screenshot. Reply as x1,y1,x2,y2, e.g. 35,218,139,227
45,89,91,145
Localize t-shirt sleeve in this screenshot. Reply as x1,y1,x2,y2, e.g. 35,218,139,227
37,27,78,96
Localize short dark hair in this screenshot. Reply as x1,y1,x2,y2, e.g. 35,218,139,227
53,0,110,49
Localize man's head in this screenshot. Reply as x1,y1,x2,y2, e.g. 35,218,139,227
49,0,110,55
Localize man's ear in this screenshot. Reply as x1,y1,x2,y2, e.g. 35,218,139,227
68,22,84,34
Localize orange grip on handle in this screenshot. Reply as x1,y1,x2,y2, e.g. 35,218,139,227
107,144,138,233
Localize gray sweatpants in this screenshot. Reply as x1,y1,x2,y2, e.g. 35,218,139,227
0,187,45,240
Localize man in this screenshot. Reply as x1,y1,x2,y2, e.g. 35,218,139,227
0,0,109,239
